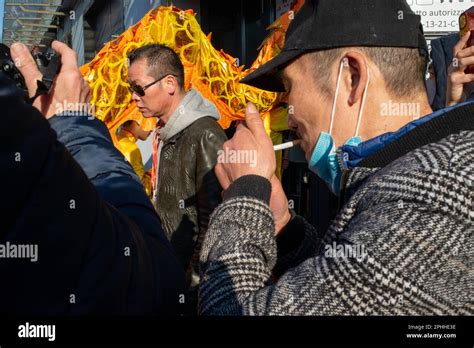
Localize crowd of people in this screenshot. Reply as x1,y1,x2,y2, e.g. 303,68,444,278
1,0,472,316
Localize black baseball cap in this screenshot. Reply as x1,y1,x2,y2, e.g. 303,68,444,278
240,0,428,92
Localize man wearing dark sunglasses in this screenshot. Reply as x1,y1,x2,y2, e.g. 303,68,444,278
128,72,177,98
127,44,227,311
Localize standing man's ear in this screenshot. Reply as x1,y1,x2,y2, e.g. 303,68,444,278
164,75,178,95
343,51,369,106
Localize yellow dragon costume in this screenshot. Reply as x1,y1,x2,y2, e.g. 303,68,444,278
80,1,303,183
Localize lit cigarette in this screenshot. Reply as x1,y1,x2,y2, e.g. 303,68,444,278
273,140,300,151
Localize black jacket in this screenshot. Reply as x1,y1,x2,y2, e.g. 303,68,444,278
154,116,227,288
0,76,187,316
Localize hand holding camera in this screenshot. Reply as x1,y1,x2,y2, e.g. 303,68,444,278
10,40,91,119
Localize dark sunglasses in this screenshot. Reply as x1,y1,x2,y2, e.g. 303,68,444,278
128,73,177,97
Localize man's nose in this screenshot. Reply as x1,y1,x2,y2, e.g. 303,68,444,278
288,114,298,130
131,91,141,102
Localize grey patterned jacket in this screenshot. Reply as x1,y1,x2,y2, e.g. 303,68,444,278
198,102,474,315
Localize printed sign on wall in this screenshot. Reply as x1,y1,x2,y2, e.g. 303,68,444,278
407,0,473,33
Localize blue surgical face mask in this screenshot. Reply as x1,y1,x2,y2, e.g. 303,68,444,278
308,58,370,195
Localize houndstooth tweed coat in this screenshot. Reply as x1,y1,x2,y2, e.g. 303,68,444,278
198,102,474,315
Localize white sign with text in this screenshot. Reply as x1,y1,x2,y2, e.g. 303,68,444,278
407,0,473,33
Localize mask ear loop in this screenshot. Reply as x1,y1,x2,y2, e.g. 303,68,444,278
354,69,370,138
328,58,346,136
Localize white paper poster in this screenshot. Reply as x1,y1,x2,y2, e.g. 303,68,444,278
407,0,474,33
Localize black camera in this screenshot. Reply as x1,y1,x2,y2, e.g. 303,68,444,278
0,43,61,99
0,43,26,91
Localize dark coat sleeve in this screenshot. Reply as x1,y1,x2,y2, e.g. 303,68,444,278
0,85,187,316
430,33,459,111
187,120,226,292
195,123,227,238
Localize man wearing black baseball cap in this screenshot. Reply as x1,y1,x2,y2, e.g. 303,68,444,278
199,0,473,315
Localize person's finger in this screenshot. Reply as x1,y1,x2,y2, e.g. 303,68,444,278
51,40,79,72
10,43,43,97
453,32,471,72
214,163,231,190
456,45,474,59
456,56,474,70
452,73,474,85
244,102,266,138
449,64,474,80
453,31,470,58
233,122,258,150
235,121,247,132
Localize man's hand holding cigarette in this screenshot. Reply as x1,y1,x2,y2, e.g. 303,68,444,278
215,102,292,234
